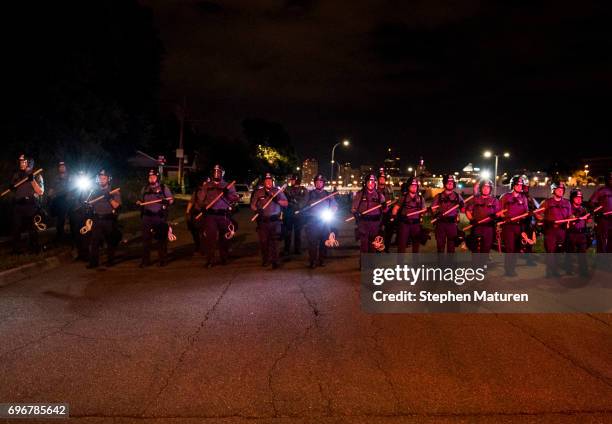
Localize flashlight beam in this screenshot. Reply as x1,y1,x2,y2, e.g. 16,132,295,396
295,191,339,215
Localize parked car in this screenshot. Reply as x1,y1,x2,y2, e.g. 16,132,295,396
235,184,252,205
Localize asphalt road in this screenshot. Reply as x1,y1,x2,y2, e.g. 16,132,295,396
1,208,611,423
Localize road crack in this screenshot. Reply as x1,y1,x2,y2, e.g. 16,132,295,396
141,274,236,416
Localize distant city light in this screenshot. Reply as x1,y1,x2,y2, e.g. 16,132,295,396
503,152,510,158
483,151,492,158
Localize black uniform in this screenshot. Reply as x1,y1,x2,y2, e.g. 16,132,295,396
87,187,121,267
49,173,73,241
251,186,288,267
304,189,337,267
395,191,425,253
10,170,44,253
140,183,173,266
565,203,589,276
378,185,395,252
283,184,307,254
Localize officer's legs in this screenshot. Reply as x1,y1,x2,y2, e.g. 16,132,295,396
503,224,519,275
55,201,67,240
595,219,608,253
358,222,369,253
88,220,105,267
283,216,293,254
446,223,457,254
544,227,560,276
269,221,280,265
203,216,217,263
410,224,421,253
141,217,154,265
306,224,317,265
11,206,25,253
397,223,408,253
216,216,231,263
294,217,303,254
258,222,270,265
435,224,446,253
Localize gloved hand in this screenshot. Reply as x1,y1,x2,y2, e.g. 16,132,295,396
257,208,264,215
161,198,169,206
353,211,361,219
489,213,498,221
272,196,280,203
470,219,477,225
223,187,230,195
27,173,34,182
104,192,113,201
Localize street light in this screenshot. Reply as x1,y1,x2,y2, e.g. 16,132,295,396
330,139,350,182
483,150,510,196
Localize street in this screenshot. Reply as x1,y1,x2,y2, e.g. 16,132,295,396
1,209,611,423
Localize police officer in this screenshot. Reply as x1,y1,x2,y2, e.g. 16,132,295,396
352,173,386,254
377,169,395,252
138,169,174,267
251,173,288,268
48,161,72,242
9,154,44,254
521,175,539,265
186,176,210,253
391,176,425,253
536,181,572,277
431,175,464,253
86,169,121,269
304,174,337,268
499,175,529,276
193,165,239,268
465,179,500,254
588,172,612,253
10,154,45,253
70,170,92,261
565,188,590,276
283,174,307,255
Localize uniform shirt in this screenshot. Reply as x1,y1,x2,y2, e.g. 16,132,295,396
541,197,572,223
250,186,287,217
352,189,385,216
192,180,238,211
500,192,529,219
466,194,501,222
378,185,394,202
90,186,121,215
589,185,612,214
397,192,424,217
306,189,337,216
141,183,173,214
570,204,588,231
12,171,44,199
285,185,308,211
431,190,464,218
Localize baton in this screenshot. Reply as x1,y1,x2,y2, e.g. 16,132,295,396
1,168,44,197
137,197,173,206
345,200,396,222
431,195,474,224
195,181,236,220
295,191,339,215
463,209,507,231
497,207,545,226
87,188,120,204
251,184,287,222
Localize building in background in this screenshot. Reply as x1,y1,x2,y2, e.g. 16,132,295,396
301,158,318,185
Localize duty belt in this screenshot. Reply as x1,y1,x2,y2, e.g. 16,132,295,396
399,216,420,224
360,214,382,222
258,214,280,222
436,216,457,223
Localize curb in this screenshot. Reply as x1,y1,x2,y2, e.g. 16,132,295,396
0,251,74,288
0,216,188,287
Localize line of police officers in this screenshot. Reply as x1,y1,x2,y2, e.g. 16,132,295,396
6,154,612,275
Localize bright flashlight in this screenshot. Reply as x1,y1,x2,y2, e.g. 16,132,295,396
480,170,491,180
320,209,334,223
76,175,92,191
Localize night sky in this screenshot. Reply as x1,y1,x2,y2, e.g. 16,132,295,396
143,0,612,172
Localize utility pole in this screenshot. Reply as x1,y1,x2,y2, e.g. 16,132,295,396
177,96,186,194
